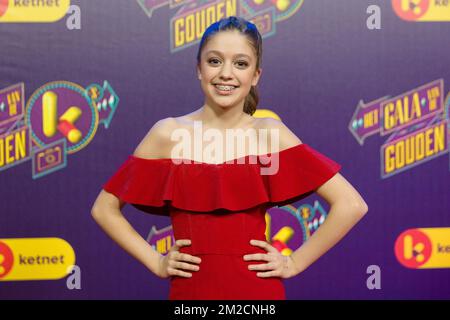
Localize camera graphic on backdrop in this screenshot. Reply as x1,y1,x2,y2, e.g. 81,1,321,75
0,81,119,179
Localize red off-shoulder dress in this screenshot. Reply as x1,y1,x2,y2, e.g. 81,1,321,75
102,143,341,300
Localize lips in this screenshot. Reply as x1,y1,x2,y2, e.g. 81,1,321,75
213,84,238,95
214,83,239,87
213,83,240,89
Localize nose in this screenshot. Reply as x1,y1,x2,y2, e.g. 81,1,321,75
218,61,234,79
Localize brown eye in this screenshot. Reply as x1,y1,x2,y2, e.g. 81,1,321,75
237,61,249,67
208,58,220,65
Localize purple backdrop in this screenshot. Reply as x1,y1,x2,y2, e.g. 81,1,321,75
1,0,449,299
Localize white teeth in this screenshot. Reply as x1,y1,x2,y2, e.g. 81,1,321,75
215,85,236,91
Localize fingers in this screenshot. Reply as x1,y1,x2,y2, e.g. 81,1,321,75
170,260,200,272
171,239,192,251
168,239,202,278
171,239,202,264
178,252,202,265
243,253,273,262
248,261,275,271
247,260,282,278
167,266,194,278
255,270,280,278
249,239,277,253
244,249,286,278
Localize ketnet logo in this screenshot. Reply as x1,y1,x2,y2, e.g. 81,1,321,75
392,0,430,20
0,0,8,17
0,0,70,22
395,229,432,268
0,241,14,279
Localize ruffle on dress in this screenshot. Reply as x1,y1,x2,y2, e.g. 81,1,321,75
102,143,342,216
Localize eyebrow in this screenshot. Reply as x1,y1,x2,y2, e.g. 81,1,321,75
205,50,251,59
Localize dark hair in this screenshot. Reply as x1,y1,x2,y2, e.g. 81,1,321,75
196,16,263,116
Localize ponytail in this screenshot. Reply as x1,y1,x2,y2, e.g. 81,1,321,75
243,85,259,116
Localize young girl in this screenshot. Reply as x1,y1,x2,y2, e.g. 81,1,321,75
91,16,368,300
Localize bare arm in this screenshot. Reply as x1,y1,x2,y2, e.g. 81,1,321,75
91,190,163,275
90,118,174,276
266,118,369,274
290,173,368,274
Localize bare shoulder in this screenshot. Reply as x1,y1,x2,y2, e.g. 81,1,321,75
132,117,177,159
258,117,303,150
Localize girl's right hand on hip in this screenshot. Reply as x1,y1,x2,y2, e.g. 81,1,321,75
156,239,202,279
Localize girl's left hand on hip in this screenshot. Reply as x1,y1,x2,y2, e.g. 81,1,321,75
243,239,299,279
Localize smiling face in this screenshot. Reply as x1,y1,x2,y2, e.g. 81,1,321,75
197,30,262,111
